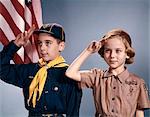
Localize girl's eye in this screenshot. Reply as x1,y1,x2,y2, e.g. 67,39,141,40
116,49,122,53
104,49,110,53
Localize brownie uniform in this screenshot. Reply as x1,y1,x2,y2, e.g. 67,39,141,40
80,68,150,117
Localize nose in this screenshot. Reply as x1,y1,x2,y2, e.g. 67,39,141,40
40,43,46,51
110,50,116,58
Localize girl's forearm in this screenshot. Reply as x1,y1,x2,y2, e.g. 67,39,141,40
66,49,91,81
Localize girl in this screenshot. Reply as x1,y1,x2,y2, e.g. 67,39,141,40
66,29,150,117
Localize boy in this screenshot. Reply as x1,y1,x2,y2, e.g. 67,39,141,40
66,29,150,117
0,23,82,117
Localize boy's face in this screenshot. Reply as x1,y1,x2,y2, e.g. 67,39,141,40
103,38,128,71
37,33,65,62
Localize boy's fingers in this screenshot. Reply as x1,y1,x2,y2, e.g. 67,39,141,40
16,33,22,40
27,25,36,37
24,31,30,42
24,31,28,37
20,33,24,39
23,25,36,42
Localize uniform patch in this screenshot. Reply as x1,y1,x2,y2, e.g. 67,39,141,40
143,83,150,96
125,79,138,96
28,76,34,79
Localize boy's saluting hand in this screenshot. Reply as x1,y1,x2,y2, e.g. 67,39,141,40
14,25,36,47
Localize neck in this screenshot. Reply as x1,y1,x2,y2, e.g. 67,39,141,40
109,66,125,76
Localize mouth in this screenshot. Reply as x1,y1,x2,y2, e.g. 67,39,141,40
41,53,48,57
109,60,118,63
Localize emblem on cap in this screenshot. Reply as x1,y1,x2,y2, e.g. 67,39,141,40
34,23,65,42
42,24,49,29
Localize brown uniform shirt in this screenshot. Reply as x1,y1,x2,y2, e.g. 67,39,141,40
80,68,150,117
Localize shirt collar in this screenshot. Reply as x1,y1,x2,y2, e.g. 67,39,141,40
103,67,130,83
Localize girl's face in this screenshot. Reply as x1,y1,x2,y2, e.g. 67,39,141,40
103,38,128,72
37,33,65,62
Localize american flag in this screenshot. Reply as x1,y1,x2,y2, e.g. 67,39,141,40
0,0,43,64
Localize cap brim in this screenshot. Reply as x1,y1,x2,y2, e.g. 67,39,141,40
33,30,60,40
34,30,54,35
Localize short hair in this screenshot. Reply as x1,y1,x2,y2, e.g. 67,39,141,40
56,38,64,44
98,29,135,64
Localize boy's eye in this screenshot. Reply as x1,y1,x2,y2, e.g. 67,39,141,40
37,40,52,46
45,41,52,46
37,41,42,46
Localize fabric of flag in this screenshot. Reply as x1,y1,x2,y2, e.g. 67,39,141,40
0,0,43,63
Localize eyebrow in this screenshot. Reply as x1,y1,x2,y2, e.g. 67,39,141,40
104,47,123,50
37,40,52,42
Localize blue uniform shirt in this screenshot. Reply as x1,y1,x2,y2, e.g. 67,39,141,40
0,41,82,117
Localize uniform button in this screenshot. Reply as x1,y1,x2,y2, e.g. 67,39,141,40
44,106,47,110
54,86,59,91
45,91,48,93
112,97,115,100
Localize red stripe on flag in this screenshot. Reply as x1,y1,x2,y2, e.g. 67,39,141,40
23,1,41,63
26,3,38,28
13,53,24,64
0,29,24,64
0,0,43,64
0,2,21,36
0,29,10,46
11,0,24,19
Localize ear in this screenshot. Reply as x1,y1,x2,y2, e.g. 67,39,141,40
126,55,130,59
59,42,65,52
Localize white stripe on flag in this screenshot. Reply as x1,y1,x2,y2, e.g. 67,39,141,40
0,0,43,63
1,0,25,32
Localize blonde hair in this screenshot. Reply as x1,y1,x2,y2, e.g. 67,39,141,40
98,29,135,64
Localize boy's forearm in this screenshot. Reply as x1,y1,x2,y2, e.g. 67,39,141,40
66,49,91,81
0,41,20,64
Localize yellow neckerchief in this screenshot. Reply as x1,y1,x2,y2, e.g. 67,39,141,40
28,56,68,108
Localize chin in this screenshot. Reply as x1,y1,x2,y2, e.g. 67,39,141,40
109,65,118,69
42,57,50,62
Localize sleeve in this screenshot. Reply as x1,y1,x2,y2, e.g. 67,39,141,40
0,64,31,88
66,79,82,117
137,79,150,110
79,68,103,88
0,41,20,64
0,41,31,88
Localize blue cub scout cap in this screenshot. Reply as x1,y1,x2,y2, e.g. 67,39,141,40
34,23,65,41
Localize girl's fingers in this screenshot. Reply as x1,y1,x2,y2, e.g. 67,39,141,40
100,38,106,45
87,40,104,53
91,41,97,50
91,41,101,52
